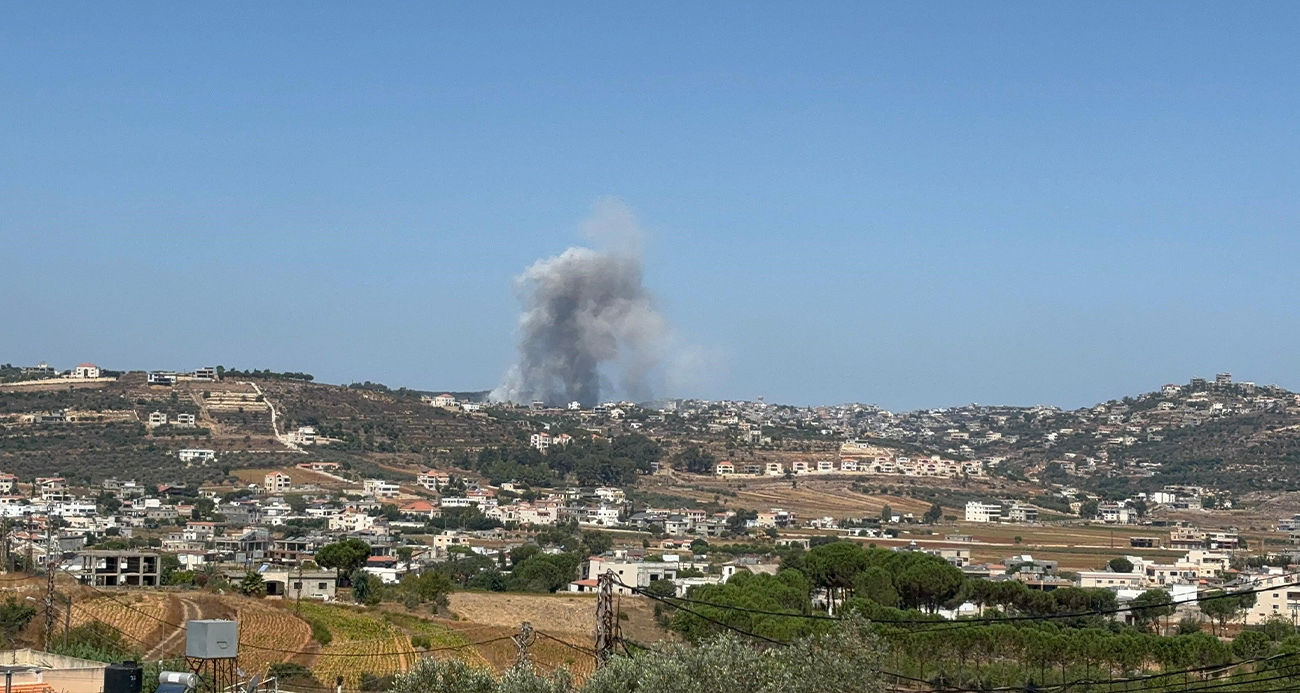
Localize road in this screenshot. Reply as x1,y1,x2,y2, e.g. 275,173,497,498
145,598,200,661
242,381,305,453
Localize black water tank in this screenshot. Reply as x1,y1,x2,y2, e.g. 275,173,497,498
104,661,143,693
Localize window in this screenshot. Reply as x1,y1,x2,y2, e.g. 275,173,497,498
293,582,302,589
318,582,328,590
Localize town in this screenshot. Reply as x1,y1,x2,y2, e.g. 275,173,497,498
2,361,1300,693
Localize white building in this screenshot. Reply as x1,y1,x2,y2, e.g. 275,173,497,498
287,426,317,445
178,449,217,463
71,363,100,379
363,479,401,500
418,470,449,491
965,501,1002,523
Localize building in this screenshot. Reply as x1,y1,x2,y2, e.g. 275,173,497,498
573,556,679,595
529,432,552,450
0,474,16,495
147,412,168,427
264,472,292,494
1098,503,1134,525
21,362,57,378
287,426,317,445
0,649,111,693
363,479,401,500
1076,571,1145,589
173,413,196,428
178,449,217,463
146,372,177,386
37,477,70,503
73,550,160,587
193,366,218,381
71,363,100,379
1238,571,1300,625
431,394,458,408
1007,504,1039,523
418,470,450,491
965,501,1002,523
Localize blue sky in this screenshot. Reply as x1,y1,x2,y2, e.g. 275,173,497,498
3,3,1298,410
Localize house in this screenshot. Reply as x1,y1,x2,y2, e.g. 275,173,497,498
530,432,552,450
71,363,100,379
573,556,679,595
0,649,112,693
173,413,196,428
0,474,16,495
765,462,784,476
178,449,217,463
147,412,168,427
264,472,292,494
965,501,1002,523
264,569,337,600
399,500,439,520
37,478,70,503
193,366,218,381
270,536,321,564
146,372,177,386
1075,571,1145,589
287,426,317,445
418,470,450,491
714,462,735,476
430,394,458,408
363,479,401,500
1238,571,1300,625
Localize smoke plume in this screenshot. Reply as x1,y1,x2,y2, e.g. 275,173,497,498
491,198,669,407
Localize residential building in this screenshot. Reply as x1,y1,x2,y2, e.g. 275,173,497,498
264,472,292,494
417,470,450,491
71,363,100,379
965,501,1002,523
1076,571,1145,589
363,479,401,500
178,449,217,463
573,556,679,595
287,426,317,445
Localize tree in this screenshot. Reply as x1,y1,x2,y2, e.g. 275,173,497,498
1108,557,1134,573
1200,590,1255,635
1232,630,1272,660
1079,500,1099,519
1130,589,1175,632
879,505,893,523
581,530,613,556
806,543,870,605
351,570,382,605
671,445,717,475
854,566,899,608
237,570,266,597
0,598,36,640
923,504,943,524
316,538,372,579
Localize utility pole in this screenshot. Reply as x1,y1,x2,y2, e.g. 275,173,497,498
594,571,615,667
512,622,533,669
43,505,56,650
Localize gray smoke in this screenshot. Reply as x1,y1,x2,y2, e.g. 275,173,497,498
491,198,669,407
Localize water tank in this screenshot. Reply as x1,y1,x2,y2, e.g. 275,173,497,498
104,661,143,693
185,619,240,659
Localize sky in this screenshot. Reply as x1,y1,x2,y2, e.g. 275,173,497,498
2,3,1299,411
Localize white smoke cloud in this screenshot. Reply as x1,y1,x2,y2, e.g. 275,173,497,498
490,198,672,406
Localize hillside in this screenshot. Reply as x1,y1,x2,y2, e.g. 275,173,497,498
0,372,521,486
